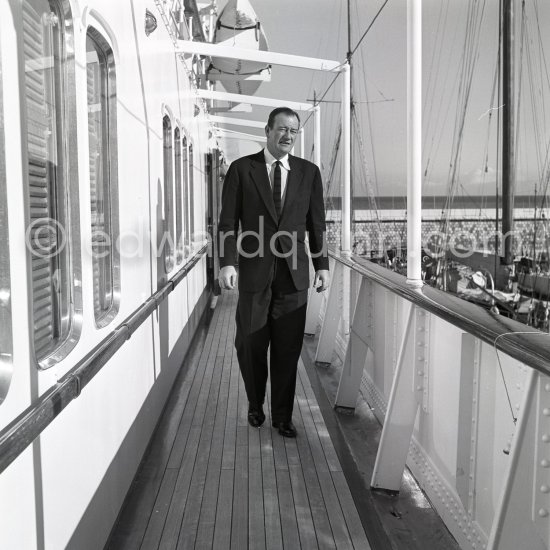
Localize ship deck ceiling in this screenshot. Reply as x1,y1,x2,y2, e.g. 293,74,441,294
106,290,458,550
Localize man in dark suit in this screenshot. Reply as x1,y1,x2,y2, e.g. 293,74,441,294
218,107,330,437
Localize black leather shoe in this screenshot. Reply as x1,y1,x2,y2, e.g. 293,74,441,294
248,406,265,428
272,420,297,438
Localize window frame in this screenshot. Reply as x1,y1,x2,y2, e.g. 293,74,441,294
162,113,175,272
23,0,83,369
85,25,121,328
174,125,183,264
0,39,13,403
182,133,190,258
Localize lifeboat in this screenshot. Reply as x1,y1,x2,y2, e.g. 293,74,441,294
208,0,271,95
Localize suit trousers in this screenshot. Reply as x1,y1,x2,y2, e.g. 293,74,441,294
235,257,308,423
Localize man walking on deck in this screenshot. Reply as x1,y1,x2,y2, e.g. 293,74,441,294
218,107,330,438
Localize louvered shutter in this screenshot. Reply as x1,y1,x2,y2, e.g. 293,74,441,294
23,2,58,357
87,46,111,318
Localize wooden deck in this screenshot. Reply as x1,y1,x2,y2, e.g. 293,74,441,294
107,290,371,550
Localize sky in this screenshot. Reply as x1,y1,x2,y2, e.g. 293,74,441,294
212,0,550,198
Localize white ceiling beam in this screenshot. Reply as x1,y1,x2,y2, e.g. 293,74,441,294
197,89,313,111
216,129,266,142
204,71,271,83
210,115,266,129
176,40,343,72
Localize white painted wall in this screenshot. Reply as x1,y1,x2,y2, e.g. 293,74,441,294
0,0,212,548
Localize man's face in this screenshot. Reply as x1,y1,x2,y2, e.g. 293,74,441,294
265,113,300,159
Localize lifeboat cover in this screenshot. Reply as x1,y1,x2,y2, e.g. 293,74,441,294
210,0,270,95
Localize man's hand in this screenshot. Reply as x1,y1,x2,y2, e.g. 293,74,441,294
219,266,237,290
313,269,330,292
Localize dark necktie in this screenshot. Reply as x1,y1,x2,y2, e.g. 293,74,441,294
273,160,282,218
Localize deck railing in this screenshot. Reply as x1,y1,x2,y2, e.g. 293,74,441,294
0,245,208,476
307,247,550,550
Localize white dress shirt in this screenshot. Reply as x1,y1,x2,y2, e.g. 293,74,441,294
264,148,290,206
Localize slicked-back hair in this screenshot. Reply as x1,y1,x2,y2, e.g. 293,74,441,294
267,107,301,129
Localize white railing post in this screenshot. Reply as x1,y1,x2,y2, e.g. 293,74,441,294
486,369,541,550
314,105,321,168
315,259,343,364
406,0,423,287
335,277,372,409
341,62,351,255
371,305,428,491
304,291,323,335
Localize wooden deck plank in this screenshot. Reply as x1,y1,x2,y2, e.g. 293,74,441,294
195,303,234,545
165,298,231,549
298,367,342,473
107,468,165,550
295,374,355,549
231,443,249,550
110,291,379,550
331,471,372,549
222,310,239,470
190,312,226,429
249,394,266,550
260,426,283,550
166,308,221,469
284,435,301,467
158,425,201,550
297,365,370,547
272,422,289,471
314,422,342,473
212,469,234,549
176,346,226,548
316,469,355,549
195,349,233,549
292,388,337,550
249,422,262,461
140,468,179,549
106,310,218,550
289,463,319,550
275,467,301,549
237,372,249,427
249,456,266,550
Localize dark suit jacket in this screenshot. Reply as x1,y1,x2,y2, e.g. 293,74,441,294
218,150,329,293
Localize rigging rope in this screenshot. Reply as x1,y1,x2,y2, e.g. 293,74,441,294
350,0,391,57
437,0,488,252
352,109,382,233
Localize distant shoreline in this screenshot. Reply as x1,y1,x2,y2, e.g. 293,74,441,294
326,195,549,210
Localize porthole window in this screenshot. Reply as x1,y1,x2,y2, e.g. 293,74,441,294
162,115,175,272
86,26,120,327
23,0,82,366
0,43,13,403
174,127,183,264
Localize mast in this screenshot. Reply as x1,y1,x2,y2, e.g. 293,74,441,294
502,0,515,265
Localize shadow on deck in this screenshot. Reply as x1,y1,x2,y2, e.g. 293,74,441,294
106,290,458,550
